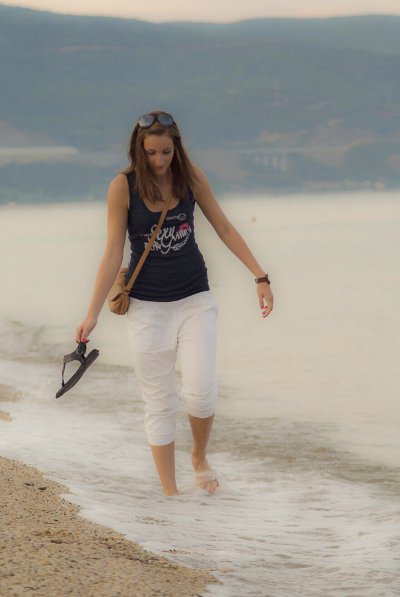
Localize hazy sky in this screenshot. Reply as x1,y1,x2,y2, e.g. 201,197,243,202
2,0,400,22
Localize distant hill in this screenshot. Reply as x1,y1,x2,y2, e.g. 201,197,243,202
1,5,400,201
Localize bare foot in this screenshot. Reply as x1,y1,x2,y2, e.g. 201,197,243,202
192,457,219,494
195,470,219,493
163,489,181,497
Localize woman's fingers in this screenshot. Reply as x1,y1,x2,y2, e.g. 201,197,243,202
261,303,273,318
75,317,98,343
75,323,90,343
75,326,83,344
257,284,273,318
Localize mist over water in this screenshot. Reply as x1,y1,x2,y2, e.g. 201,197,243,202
1,191,400,595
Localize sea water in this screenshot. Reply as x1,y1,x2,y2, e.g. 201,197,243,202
0,192,399,596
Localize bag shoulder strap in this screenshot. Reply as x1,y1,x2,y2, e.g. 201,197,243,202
125,193,173,292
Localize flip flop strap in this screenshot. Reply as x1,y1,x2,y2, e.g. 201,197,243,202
61,362,67,387
61,353,86,386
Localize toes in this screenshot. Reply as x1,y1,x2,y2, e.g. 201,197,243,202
195,471,219,493
208,479,219,493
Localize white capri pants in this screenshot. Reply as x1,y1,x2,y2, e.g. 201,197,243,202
126,290,218,446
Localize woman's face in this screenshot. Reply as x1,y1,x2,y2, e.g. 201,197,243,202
143,133,174,178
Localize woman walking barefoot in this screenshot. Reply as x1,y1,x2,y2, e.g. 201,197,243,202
75,111,273,496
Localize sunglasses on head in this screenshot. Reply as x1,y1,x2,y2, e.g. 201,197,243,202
137,113,175,128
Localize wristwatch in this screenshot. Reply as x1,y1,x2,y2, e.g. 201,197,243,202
255,274,271,285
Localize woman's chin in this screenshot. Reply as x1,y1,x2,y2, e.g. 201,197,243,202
154,169,169,177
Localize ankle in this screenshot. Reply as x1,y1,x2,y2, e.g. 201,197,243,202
163,487,179,496
192,451,208,471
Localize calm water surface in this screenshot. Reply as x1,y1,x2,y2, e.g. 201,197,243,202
0,191,399,596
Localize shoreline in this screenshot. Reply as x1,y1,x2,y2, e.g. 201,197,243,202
0,455,216,596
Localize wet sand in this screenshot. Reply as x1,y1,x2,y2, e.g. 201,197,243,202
0,455,216,596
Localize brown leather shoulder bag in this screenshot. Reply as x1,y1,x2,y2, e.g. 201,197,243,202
107,194,172,315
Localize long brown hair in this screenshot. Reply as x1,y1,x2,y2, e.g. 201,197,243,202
122,111,198,204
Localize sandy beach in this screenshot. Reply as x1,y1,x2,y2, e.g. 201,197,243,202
0,453,215,596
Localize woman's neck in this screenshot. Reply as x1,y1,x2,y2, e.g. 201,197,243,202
154,169,172,187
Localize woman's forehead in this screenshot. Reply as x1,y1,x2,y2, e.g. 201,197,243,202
143,133,174,150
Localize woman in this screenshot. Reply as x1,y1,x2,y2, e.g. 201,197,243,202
75,111,273,496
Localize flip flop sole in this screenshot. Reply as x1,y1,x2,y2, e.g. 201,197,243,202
55,350,99,398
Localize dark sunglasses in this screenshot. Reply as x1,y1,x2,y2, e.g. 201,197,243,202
137,113,175,128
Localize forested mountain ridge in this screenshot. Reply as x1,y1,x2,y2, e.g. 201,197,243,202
1,5,399,200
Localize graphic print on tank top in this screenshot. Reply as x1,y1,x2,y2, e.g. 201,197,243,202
141,212,192,255
125,171,209,301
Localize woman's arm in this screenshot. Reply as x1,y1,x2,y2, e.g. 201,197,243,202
193,166,273,318
75,174,129,342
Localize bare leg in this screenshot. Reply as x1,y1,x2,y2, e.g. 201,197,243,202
188,414,219,493
150,442,179,496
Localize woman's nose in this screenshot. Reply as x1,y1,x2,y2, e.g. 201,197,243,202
154,155,165,166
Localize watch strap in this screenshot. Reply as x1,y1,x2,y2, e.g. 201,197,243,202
255,274,270,285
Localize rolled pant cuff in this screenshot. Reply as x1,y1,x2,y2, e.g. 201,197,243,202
148,434,176,447
187,406,216,419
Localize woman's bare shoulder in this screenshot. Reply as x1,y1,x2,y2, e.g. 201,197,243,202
109,173,129,192
192,164,214,195
191,164,210,193
192,163,207,181
107,173,130,209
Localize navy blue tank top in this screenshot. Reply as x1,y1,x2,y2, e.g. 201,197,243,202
125,172,209,301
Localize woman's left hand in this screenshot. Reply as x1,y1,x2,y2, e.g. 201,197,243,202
257,282,274,318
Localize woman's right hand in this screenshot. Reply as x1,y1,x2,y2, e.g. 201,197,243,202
73,174,128,345
75,316,98,344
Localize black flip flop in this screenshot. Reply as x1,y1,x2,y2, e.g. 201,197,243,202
55,341,99,399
